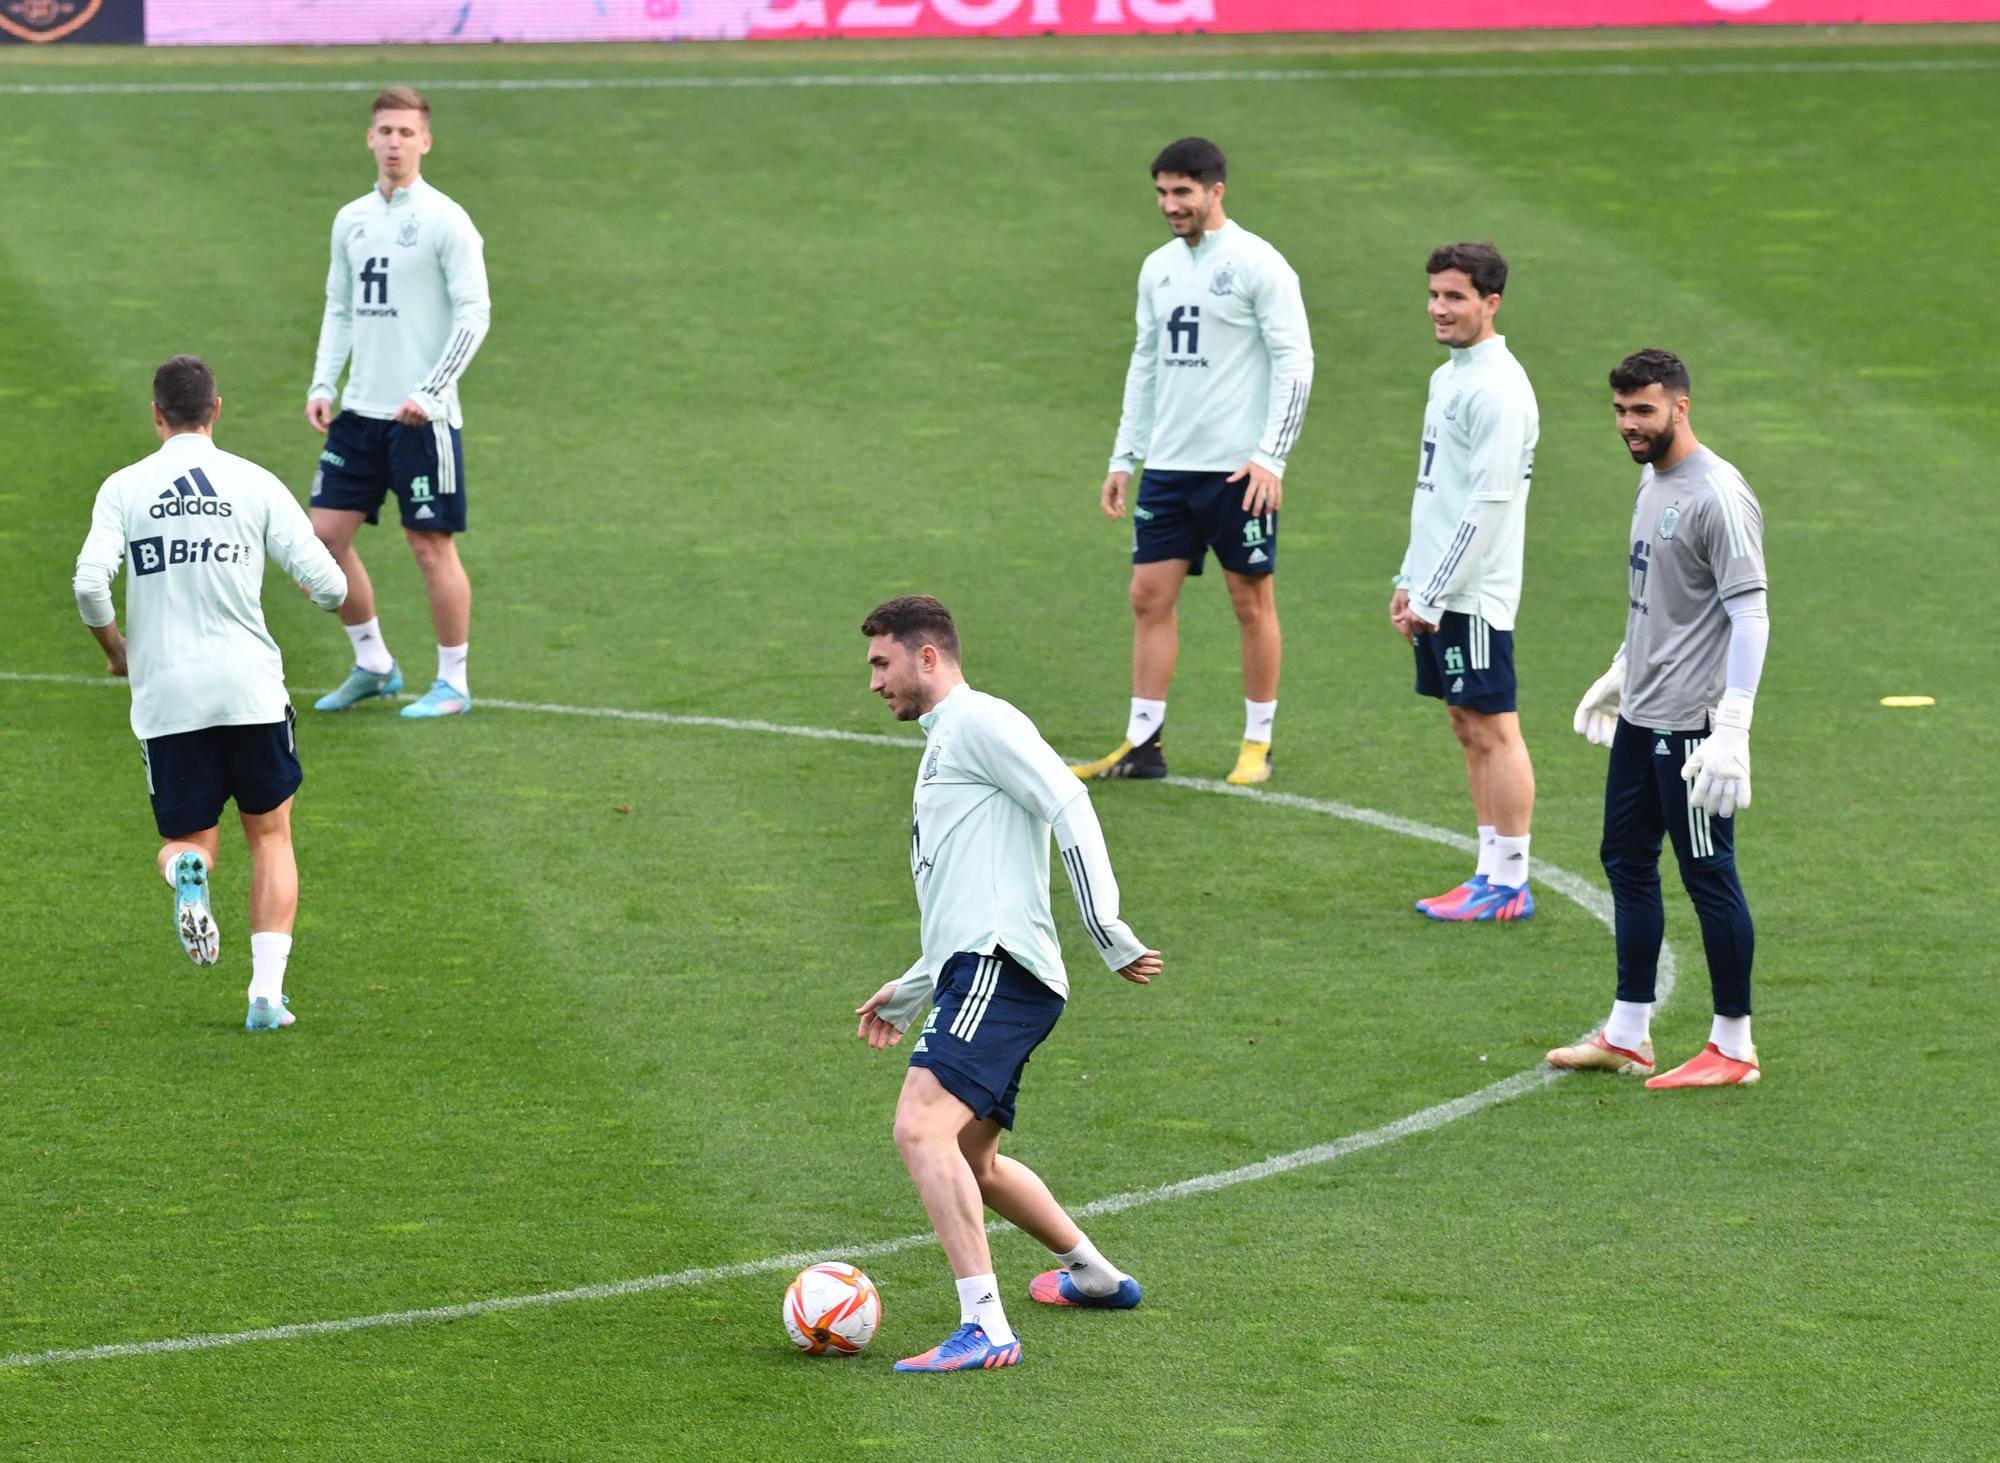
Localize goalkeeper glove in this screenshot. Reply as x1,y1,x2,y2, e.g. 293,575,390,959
1572,655,1624,747
1683,688,1753,818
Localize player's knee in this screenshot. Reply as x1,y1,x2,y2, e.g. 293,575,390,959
1129,580,1174,620
404,530,455,567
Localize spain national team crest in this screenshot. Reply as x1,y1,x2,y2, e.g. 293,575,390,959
0,0,100,42
1658,505,1680,540
397,219,421,247
1209,265,1237,297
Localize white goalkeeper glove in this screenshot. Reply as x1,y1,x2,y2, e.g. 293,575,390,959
1572,655,1624,747
1683,688,1753,818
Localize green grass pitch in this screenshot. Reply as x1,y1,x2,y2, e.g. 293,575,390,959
2,29,1997,1459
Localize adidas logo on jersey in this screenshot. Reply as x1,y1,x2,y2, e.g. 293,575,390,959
149,468,233,519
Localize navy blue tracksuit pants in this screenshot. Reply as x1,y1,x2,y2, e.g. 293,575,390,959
1601,716,1755,1017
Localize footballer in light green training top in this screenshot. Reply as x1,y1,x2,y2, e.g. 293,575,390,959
306,86,491,722
1077,137,1314,789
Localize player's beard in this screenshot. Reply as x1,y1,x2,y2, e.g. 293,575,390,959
1629,426,1678,465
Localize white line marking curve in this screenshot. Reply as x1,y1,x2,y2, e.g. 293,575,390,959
0,670,1675,1369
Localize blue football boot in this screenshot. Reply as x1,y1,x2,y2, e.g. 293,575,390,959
894,1323,1022,1373
1029,1269,1144,1309
400,679,471,719
171,850,219,967
315,662,403,712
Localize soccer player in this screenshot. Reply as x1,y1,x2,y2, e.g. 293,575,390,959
1076,137,1314,787
306,86,490,719
854,596,1162,1373
73,356,349,1031
1392,243,1541,923
1548,349,1769,1088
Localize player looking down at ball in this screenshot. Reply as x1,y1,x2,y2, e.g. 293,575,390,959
856,595,1161,1373
1548,349,1770,1088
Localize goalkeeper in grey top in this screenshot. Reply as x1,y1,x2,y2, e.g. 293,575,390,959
305,86,491,721
854,596,1161,1373
1077,136,1314,788
1549,348,1771,1090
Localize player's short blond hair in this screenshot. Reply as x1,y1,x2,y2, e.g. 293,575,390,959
372,87,430,123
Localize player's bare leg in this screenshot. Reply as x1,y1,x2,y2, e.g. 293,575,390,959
402,529,472,718
1434,707,1536,920
312,507,376,627
159,826,222,966
1224,569,1279,783
312,507,402,710
959,1119,1144,1311
240,799,299,1031
891,1068,1022,1370
1076,560,1187,780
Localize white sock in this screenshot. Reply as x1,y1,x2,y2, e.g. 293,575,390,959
1125,697,1165,747
160,846,207,888
345,618,394,674
1604,999,1653,1052
1474,825,1498,881
1056,1233,1129,1297
1243,698,1276,743
249,931,292,1005
954,1273,1014,1345
437,643,469,697
1710,1014,1755,1062
1492,834,1530,889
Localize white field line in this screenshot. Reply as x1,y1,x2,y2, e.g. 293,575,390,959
0,56,1993,97
0,669,1675,1369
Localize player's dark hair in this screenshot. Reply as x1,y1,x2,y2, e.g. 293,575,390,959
1610,348,1691,397
152,354,218,429
373,86,430,121
1427,241,1508,298
1151,137,1227,185
862,595,961,664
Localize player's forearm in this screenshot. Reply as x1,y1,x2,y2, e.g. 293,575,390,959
414,314,489,409
1052,793,1148,972
877,957,934,1032
309,309,352,403
1721,589,1769,696
74,572,116,629
1109,356,1157,472
1252,368,1312,475
1411,500,1497,618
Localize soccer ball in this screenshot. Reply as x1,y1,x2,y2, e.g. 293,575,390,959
782,1262,882,1356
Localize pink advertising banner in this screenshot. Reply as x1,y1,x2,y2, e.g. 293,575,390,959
143,0,2000,46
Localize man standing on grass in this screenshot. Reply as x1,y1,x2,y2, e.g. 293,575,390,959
306,86,490,719
73,356,349,1032
855,595,1161,1372
1077,137,1314,788
1549,349,1769,1088
1392,243,1541,924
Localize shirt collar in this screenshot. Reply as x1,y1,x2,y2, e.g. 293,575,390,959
1185,219,1234,256
157,431,214,456
380,178,427,208
1449,333,1506,366
918,681,968,732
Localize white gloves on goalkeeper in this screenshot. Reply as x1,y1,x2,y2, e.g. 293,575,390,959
1572,656,1624,747
1683,688,1754,818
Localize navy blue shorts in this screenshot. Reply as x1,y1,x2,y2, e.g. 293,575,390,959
141,710,301,838
1132,469,1276,578
311,410,466,533
908,949,1065,1131
1413,611,1517,714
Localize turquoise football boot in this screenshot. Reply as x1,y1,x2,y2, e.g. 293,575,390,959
400,679,472,719
246,994,293,1033
171,849,219,967
315,662,403,712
